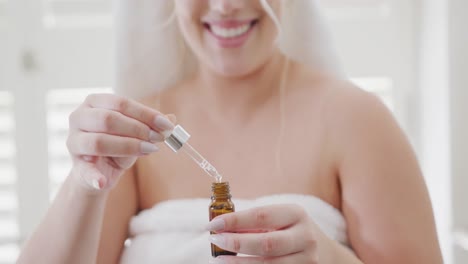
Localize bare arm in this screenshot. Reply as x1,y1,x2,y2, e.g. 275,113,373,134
97,168,138,264
17,167,138,264
17,94,173,264
17,171,109,264
332,87,443,263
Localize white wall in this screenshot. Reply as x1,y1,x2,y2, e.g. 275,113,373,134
419,0,468,263
449,0,468,262
417,0,452,262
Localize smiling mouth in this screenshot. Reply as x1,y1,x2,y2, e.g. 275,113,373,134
203,20,258,39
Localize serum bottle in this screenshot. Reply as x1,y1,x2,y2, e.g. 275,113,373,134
209,182,236,257
164,125,236,257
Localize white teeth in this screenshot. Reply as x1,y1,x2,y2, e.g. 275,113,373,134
211,24,251,38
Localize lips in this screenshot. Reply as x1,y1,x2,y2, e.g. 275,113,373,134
203,19,258,48
210,23,251,38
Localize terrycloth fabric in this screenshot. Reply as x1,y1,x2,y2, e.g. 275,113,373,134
120,194,348,264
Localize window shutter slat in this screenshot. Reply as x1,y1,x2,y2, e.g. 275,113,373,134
0,92,18,263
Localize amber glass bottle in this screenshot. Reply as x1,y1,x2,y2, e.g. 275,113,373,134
209,182,236,257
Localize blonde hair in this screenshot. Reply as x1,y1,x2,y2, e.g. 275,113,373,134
113,0,344,99
114,1,344,175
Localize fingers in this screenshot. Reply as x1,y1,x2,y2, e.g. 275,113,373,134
70,108,165,143
209,230,303,257
209,252,317,264
67,132,159,157
207,204,306,232
66,94,172,193
206,205,316,259
83,93,174,133
111,156,138,170
68,94,176,159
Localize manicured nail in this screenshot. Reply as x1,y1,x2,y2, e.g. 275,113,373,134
154,115,174,131
209,258,226,264
208,234,226,248
140,142,159,154
206,218,225,231
83,155,94,162
91,179,100,190
149,130,164,142
166,114,177,124
161,129,173,139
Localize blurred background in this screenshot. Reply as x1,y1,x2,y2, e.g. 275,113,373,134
0,0,466,263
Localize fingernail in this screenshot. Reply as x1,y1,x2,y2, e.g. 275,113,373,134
140,142,159,154
209,258,226,264
154,115,174,131
166,113,177,124
149,130,164,142
83,155,94,162
161,129,172,139
91,179,100,190
208,234,226,248
206,218,225,231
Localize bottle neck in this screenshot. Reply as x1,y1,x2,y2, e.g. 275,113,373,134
211,182,231,200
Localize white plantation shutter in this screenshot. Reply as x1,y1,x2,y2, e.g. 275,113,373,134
40,0,114,200
0,1,20,263
0,93,19,264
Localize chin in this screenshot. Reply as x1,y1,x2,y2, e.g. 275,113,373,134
210,59,259,78
216,67,251,78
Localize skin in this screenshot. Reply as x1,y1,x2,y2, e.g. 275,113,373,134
17,0,443,263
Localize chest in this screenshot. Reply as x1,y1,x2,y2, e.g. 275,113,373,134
137,108,337,207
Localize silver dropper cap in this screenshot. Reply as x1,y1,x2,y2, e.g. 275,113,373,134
164,124,191,152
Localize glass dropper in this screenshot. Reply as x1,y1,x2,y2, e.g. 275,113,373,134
164,125,223,183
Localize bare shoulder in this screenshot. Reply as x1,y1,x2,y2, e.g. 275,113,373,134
315,79,443,262
133,81,186,113
327,81,400,139
131,81,191,133
291,69,395,141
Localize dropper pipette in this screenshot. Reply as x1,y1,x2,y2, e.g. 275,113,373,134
164,125,223,182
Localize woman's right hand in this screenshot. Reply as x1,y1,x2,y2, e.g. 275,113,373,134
66,93,174,193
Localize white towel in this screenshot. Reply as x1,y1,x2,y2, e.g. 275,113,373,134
120,194,349,264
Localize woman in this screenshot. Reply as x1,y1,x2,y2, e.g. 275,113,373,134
18,0,443,263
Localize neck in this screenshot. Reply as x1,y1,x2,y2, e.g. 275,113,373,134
193,52,288,121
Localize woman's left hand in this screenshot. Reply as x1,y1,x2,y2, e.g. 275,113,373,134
206,204,334,264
